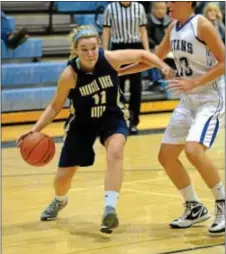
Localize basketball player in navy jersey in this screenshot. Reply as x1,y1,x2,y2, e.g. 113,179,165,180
17,25,171,235
119,2,225,236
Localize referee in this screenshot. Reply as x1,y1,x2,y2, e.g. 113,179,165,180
103,1,149,134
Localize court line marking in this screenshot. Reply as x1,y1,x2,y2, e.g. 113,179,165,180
3,174,215,200
1,168,162,178
70,177,168,193
123,188,214,202
63,239,224,254
1,128,166,148
2,177,168,194
2,165,225,178
3,176,223,253
69,178,214,202
157,243,224,254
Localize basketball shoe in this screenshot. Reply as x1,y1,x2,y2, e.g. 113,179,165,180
170,201,211,228
7,28,28,49
100,206,119,234
208,199,225,236
40,198,67,221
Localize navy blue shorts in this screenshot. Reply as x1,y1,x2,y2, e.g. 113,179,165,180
58,115,129,168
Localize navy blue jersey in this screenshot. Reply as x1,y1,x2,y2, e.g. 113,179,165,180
67,48,127,122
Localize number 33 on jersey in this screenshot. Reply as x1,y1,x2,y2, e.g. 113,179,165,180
170,15,216,79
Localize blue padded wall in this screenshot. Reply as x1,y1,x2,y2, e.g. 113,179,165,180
2,87,70,112
74,14,97,25
1,39,43,59
6,16,15,32
2,62,66,86
74,14,103,26
55,1,108,12
2,88,43,112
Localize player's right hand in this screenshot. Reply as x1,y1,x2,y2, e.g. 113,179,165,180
16,131,34,148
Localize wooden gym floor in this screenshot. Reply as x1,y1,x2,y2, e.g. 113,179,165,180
2,113,225,254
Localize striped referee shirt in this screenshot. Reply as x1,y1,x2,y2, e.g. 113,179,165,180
103,2,147,44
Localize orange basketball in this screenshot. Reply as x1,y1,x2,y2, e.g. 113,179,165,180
20,132,55,167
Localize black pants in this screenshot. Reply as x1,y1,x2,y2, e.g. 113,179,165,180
112,42,143,126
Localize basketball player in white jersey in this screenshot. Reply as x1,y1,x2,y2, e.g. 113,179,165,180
119,2,225,236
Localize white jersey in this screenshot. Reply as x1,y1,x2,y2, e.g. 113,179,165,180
163,14,225,148
170,14,224,93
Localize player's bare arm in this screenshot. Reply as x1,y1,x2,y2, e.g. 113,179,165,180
193,16,225,87
105,49,171,76
118,22,175,77
16,66,76,146
155,21,175,59
32,66,76,132
118,62,151,76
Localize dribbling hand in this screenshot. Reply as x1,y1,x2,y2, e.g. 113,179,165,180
16,131,35,148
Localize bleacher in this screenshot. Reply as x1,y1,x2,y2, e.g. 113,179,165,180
2,39,43,62
55,2,109,13
1,1,176,125
1,1,51,12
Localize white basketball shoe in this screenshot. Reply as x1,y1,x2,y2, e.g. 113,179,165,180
208,199,225,236
170,201,211,228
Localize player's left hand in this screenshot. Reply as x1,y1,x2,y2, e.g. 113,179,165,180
167,78,195,92
161,66,176,80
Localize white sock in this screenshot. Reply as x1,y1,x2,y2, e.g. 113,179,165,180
104,191,119,209
210,181,225,201
180,185,200,202
55,195,67,203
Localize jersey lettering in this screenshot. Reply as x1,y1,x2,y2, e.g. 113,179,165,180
171,39,193,54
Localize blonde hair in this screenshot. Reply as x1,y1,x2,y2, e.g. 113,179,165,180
203,3,223,21
69,25,99,59
152,2,167,8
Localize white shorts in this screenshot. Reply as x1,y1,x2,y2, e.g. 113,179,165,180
162,80,225,148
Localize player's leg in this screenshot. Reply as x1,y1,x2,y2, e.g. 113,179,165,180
159,144,189,189
99,117,129,234
54,166,78,197
159,102,210,228
41,120,96,221
185,99,225,235
101,133,126,233
104,133,126,192
41,166,78,221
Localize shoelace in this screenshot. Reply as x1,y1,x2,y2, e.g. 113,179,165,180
180,202,194,219
180,202,202,220
214,202,225,225
46,200,61,214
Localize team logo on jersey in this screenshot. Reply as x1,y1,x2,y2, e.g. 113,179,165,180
98,75,114,89
79,80,100,96
171,40,193,54
78,75,114,118
79,75,113,96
